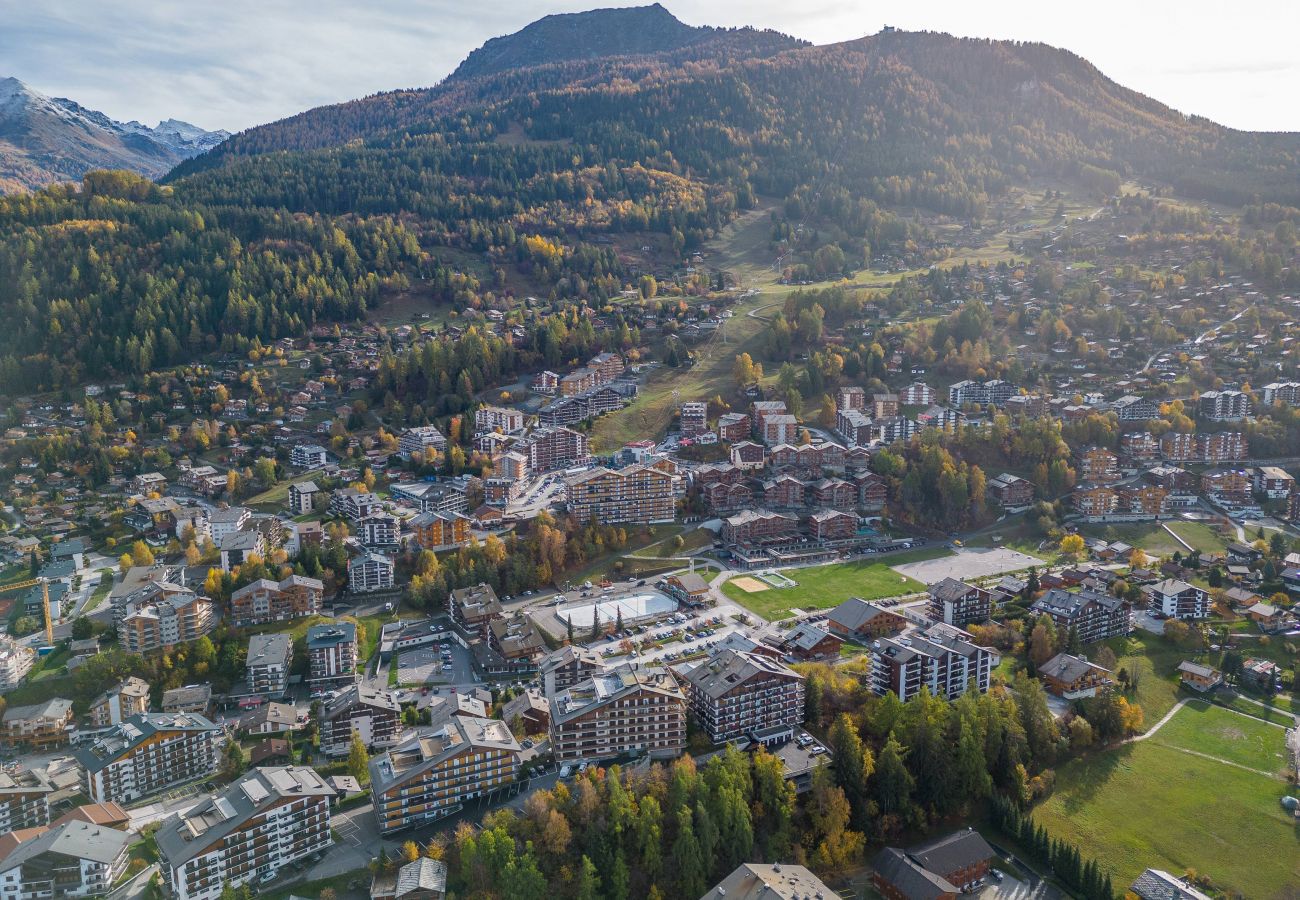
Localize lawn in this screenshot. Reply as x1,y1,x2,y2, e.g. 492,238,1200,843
1214,691,1300,726
1163,520,1231,556
1098,632,1187,727
1034,707,1299,897
1151,699,1291,776
82,570,114,613
719,548,946,621
1077,522,1183,557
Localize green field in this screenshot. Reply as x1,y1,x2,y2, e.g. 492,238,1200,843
1034,704,1299,897
1164,521,1231,555
1151,699,1292,775
719,548,946,620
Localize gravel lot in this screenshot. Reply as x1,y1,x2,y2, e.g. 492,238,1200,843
892,547,1040,584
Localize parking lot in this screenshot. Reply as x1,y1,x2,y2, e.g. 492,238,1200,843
600,602,752,667
893,547,1040,584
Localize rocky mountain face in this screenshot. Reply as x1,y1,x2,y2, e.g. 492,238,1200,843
0,77,228,193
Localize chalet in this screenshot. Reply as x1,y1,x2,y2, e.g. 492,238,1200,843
780,622,843,662
985,473,1034,508
827,598,906,641
1038,653,1113,699
1177,661,1223,693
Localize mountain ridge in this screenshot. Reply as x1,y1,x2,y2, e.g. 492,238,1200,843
0,76,228,193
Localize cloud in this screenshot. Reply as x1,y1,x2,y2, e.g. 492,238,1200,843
1,0,1296,133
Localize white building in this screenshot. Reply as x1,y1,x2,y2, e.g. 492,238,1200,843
290,444,329,468
349,553,395,593
398,425,448,461
155,767,333,900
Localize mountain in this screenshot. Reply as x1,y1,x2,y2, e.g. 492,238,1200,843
4,8,1300,391
448,3,798,81
0,77,228,193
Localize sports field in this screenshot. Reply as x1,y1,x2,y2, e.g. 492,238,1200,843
1034,701,1299,897
719,547,946,620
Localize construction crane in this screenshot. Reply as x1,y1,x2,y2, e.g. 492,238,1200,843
0,576,54,645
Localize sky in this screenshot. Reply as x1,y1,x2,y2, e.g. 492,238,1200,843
2,0,1297,134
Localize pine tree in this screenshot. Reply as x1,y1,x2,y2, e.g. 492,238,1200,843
672,807,706,899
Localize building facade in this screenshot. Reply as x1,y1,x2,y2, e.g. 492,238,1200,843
685,650,804,745
549,664,686,762
76,713,220,805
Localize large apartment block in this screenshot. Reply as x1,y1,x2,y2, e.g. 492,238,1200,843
538,645,606,697
0,767,53,834
229,575,324,627
1148,579,1211,620
1030,587,1132,643
156,767,332,900
926,578,992,627
0,820,131,900
121,589,216,654
369,717,521,834
245,633,292,696
397,425,448,460
89,676,151,728
870,624,993,702
523,426,590,473
306,622,358,686
448,583,502,638
410,511,471,551
75,713,221,805
685,650,804,745
318,684,402,756
549,664,686,762
564,462,675,524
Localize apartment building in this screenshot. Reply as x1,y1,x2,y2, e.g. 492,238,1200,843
348,553,394,593
1073,484,1119,518
155,767,332,900
564,462,675,524
397,425,448,461
208,507,250,545
836,408,873,447
89,677,151,728
448,583,502,638
1200,431,1247,462
1148,579,1211,620
409,511,471,551
680,401,709,437
0,637,35,693
287,480,321,516
121,589,216,654
329,487,383,522
870,624,992,702
1076,446,1120,484
162,685,213,716
306,622,358,686
948,379,1015,408
219,529,265,572
76,713,220,804
549,663,686,762
560,368,600,396
720,509,798,546
229,575,324,627
761,414,799,446
1030,587,1133,643
685,650,804,744
1112,395,1160,421
0,820,131,900
0,767,53,834
1254,465,1295,499
1261,381,1300,407
927,578,992,627
717,412,750,443
900,382,936,406
1198,389,1251,421
246,634,292,696
369,717,521,834
523,426,590,473
587,351,625,383
319,684,402,756
474,405,527,435
359,512,401,549
538,645,606,697
985,473,1034,508
1,699,74,751
289,444,328,468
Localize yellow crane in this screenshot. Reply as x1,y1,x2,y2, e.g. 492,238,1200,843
1,576,54,645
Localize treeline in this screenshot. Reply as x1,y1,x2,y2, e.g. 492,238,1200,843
423,746,858,900
0,171,419,391
407,513,637,610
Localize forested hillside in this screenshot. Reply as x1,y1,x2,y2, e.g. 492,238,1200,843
3,10,1299,393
